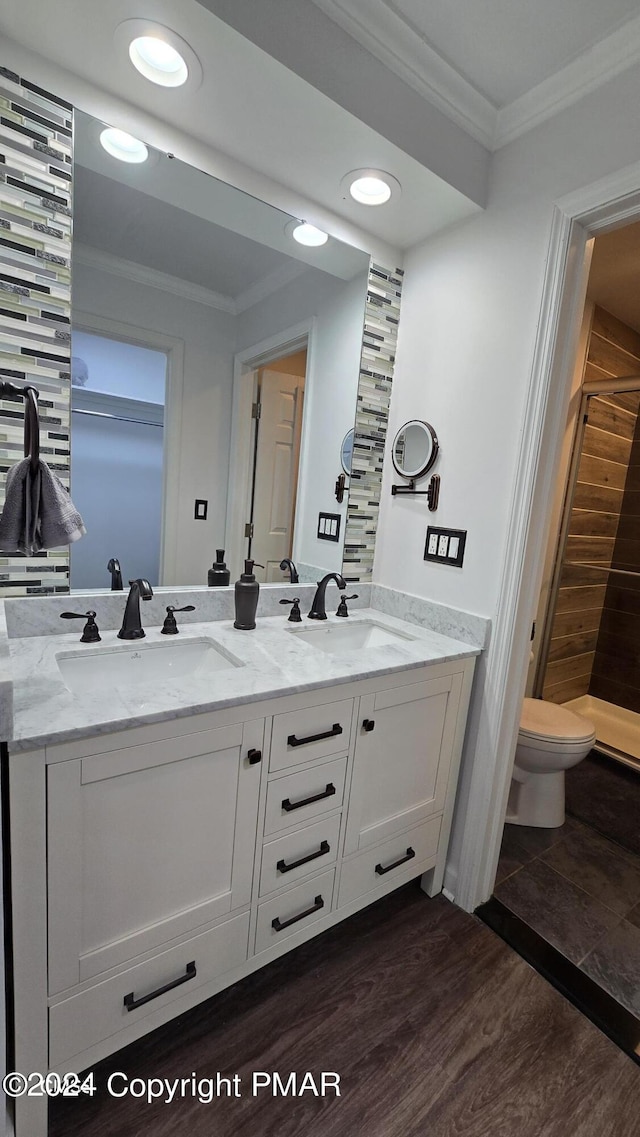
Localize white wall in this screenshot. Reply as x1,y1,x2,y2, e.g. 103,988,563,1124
374,60,640,901
74,262,237,586
236,267,368,573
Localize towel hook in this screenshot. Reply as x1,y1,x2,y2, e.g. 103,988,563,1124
23,386,40,473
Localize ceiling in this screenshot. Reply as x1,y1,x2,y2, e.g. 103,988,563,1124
588,221,640,338
3,0,640,250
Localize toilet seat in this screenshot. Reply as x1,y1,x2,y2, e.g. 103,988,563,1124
519,698,595,745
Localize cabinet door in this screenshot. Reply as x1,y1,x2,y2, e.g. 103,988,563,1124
344,673,464,855
48,720,263,995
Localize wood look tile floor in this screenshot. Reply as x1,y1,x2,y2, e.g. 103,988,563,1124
49,883,640,1137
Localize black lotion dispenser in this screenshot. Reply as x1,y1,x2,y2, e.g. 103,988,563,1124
208,549,230,587
234,559,263,630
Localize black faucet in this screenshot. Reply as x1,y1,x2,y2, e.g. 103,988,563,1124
118,579,154,639
280,558,299,584
308,572,347,620
107,557,123,591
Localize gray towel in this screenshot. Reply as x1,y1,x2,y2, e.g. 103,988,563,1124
0,458,86,555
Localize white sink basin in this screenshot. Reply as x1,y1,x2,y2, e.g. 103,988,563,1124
289,619,416,655
56,637,241,695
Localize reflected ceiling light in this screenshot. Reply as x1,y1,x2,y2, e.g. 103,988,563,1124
129,36,188,87
291,222,329,247
99,127,149,164
114,20,203,90
343,169,400,206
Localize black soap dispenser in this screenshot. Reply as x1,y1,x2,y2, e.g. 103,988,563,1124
234,560,262,630
208,549,230,587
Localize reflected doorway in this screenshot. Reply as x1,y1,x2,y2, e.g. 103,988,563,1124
247,349,306,582
70,330,167,590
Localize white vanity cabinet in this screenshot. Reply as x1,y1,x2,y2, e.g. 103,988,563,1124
8,656,475,1137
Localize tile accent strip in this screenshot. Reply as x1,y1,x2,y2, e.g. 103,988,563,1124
0,67,72,596
342,262,403,583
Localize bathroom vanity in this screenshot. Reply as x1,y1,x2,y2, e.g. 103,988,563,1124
3,597,479,1137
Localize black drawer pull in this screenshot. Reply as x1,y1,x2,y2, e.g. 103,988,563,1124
282,782,336,812
247,748,262,765
375,847,416,876
287,723,342,747
272,894,324,932
124,961,196,1012
362,718,375,732
277,840,330,874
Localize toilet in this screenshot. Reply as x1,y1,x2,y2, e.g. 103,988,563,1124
506,698,596,828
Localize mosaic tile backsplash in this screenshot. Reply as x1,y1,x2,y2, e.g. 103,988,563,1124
342,262,403,583
0,67,72,596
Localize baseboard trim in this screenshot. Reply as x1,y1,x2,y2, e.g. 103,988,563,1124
476,896,640,1066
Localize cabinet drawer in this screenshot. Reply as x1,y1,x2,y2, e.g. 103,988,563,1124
264,757,347,836
338,818,441,909
260,814,341,896
270,699,353,771
255,869,334,954
49,911,250,1069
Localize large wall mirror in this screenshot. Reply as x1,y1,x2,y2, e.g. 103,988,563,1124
69,110,371,590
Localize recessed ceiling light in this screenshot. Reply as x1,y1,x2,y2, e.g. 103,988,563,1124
99,127,149,164
291,222,329,247
114,20,203,91
342,169,401,206
129,36,188,87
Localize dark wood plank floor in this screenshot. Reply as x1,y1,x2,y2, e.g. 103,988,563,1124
49,883,640,1137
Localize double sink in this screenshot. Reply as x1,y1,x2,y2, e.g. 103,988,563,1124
55,619,416,695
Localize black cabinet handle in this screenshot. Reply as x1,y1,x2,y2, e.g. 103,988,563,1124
282,783,336,812
375,847,416,876
287,723,342,748
247,748,262,765
277,840,330,874
362,719,375,732
123,961,196,1012
272,895,324,932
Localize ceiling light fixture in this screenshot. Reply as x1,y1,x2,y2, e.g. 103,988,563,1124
114,20,203,90
291,222,329,247
343,169,401,206
129,36,188,87
99,127,149,164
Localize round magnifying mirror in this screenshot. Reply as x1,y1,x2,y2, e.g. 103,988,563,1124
341,428,355,476
391,420,438,480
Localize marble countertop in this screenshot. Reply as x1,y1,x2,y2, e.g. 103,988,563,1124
8,608,480,751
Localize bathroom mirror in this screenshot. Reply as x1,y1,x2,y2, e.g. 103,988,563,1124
340,428,355,476
391,420,439,480
68,110,371,590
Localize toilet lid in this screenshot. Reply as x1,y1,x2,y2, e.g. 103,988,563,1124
520,698,596,743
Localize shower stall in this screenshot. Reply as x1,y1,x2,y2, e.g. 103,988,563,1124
537,375,640,771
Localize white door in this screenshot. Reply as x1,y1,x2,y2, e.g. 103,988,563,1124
251,369,304,581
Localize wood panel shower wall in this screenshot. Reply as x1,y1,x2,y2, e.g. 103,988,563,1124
543,307,640,704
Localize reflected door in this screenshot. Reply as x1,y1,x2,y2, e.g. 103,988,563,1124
251,369,304,581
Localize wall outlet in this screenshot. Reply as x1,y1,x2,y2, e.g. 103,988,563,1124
424,526,467,567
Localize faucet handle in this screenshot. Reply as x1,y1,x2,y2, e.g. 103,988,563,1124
279,597,302,622
60,610,101,643
161,605,196,635
336,593,358,618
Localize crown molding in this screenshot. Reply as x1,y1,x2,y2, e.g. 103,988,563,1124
234,260,308,314
73,244,237,314
311,0,496,149
494,12,640,148
313,0,640,153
